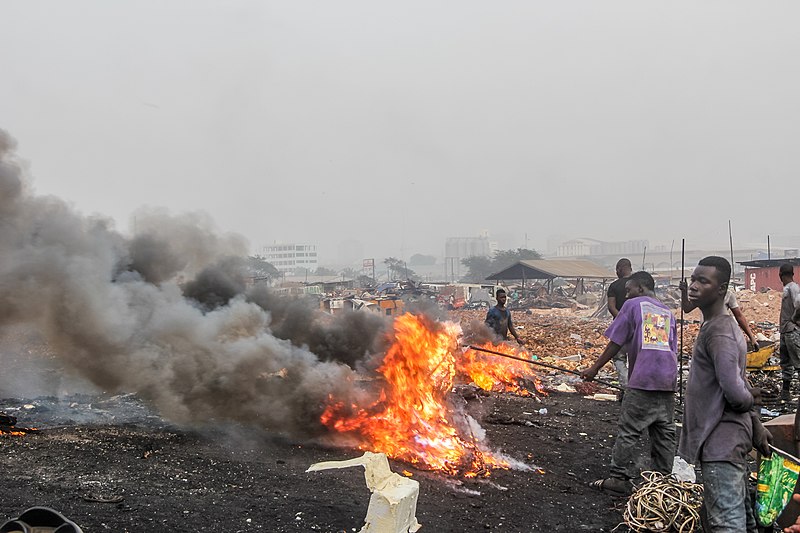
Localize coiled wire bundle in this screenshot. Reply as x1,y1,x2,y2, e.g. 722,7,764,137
622,471,704,532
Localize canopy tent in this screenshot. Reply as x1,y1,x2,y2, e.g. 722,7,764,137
486,259,616,296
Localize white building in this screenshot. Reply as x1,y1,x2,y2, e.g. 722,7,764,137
555,238,648,258
262,243,318,274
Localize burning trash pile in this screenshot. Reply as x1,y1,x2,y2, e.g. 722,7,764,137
321,313,540,477
0,128,548,482
0,411,37,436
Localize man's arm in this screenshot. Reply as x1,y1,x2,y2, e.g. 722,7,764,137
507,312,523,345
792,285,800,324
608,296,620,318
730,306,758,349
580,341,622,381
751,411,773,457
710,334,755,413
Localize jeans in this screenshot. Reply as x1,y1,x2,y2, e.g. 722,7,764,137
701,461,755,532
609,389,676,480
781,332,800,382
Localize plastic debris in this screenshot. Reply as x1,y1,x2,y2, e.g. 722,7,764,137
307,452,421,533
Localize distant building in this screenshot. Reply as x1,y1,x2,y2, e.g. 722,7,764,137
445,235,496,260
262,243,318,274
555,238,648,258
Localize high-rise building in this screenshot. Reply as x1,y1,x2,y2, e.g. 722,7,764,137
262,243,318,274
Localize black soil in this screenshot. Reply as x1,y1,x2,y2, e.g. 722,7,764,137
0,390,639,533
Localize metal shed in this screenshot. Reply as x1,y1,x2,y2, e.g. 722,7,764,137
738,258,800,292
486,259,615,295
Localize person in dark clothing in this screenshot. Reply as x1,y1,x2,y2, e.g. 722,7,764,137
484,289,523,344
779,263,800,401
607,258,632,390
678,256,772,532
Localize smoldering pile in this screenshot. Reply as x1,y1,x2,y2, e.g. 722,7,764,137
0,128,389,438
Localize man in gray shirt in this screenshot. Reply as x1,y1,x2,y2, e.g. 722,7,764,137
779,263,800,401
678,256,771,532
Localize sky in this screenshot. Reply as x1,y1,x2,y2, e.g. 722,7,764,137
2,1,799,267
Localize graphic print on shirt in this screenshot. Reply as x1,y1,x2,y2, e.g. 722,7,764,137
639,301,672,351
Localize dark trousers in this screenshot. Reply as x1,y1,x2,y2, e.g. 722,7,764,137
609,388,676,480
781,332,800,382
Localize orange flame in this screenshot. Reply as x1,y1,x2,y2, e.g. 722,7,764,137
460,342,546,397
321,313,512,476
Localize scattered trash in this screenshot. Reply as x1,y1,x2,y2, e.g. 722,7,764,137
671,456,696,483
307,452,421,533
554,383,576,393
559,410,576,417
537,408,548,415
585,393,618,402
557,354,582,362
760,407,780,417
83,493,124,504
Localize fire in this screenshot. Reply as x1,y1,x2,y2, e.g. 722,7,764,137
459,342,546,397
0,427,37,436
321,313,512,477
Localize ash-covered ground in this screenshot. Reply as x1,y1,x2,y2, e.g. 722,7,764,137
1,388,630,533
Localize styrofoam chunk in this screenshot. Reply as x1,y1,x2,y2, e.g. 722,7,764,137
307,452,421,533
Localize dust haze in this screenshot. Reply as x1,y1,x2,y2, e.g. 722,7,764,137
1,1,798,262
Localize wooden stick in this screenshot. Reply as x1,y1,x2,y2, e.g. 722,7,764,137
466,345,622,391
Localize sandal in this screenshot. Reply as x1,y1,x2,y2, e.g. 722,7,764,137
588,477,630,496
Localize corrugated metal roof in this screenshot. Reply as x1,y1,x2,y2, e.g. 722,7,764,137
487,259,615,280
738,257,800,268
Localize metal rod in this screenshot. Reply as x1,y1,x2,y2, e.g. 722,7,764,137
679,238,685,404
729,220,735,280
466,345,622,390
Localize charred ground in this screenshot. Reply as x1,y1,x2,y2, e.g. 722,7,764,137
0,390,629,533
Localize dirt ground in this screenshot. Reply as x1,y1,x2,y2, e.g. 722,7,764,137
0,298,787,533
1,389,633,533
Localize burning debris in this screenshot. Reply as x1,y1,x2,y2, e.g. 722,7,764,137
0,411,37,436
321,313,533,477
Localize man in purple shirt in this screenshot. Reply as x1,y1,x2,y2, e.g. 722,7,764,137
581,270,677,496
678,256,771,532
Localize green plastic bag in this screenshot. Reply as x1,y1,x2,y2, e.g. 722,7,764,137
757,446,800,526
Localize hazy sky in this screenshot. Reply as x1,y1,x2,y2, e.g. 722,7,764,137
2,1,799,266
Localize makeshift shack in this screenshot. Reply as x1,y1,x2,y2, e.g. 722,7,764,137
486,259,615,297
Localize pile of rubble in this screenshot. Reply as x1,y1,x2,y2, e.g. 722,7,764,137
456,287,787,385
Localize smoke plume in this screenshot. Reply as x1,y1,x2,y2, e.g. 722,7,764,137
0,129,376,436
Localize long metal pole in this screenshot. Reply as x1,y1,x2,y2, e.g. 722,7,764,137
466,345,622,390
680,238,685,404
729,220,735,280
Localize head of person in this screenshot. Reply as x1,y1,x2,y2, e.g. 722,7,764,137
615,258,632,279
688,256,731,309
496,288,507,306
625,270,655,299
780,263,794,286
